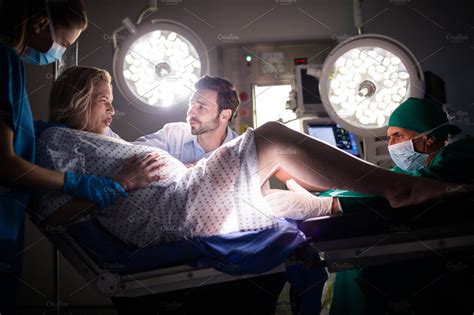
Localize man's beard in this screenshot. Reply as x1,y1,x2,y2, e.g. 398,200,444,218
190,115,220,135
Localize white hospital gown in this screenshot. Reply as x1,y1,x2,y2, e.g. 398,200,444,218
33,127,276,247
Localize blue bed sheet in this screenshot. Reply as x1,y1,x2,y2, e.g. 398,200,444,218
67,218,306,275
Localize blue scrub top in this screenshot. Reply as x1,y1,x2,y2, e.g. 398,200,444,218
0,42,35,251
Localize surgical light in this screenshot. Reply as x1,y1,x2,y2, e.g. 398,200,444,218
319,34,424,137
112,19,209,112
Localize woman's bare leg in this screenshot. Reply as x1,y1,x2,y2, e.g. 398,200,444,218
253,121,465,208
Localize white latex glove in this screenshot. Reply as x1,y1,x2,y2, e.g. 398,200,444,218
264,179,337,220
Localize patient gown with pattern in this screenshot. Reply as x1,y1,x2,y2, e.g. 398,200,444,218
33,127,278,248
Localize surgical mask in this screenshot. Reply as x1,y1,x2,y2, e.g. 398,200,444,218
22,42,66,65
388,137,429,172
387,122,450,171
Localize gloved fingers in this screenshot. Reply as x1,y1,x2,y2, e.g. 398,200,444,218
110,179,128,197
62,173,126,209
263,193,285,212
263,189,322,220
286,179,308,193
262,189,285,196
265,195,308,219
263,191,297,211
93,188,109,208
94,178,122,208
263,191,279,203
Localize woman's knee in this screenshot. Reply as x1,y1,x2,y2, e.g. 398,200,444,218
255,121,287,136
255,121,305,148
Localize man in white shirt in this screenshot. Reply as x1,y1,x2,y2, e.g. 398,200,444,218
134,75,240,165
113,76,288,314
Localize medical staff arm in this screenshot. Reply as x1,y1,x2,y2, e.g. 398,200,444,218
0,118,65,190
1,116,164,201
264,179,342,220
44,153,166,226
0,116,127,192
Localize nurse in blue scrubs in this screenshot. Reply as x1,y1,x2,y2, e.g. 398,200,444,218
0,1,158,313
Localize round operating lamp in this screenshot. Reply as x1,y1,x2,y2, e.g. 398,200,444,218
113,19,209,112
319,34,424,137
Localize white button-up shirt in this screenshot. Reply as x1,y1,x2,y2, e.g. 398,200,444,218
132,122,239,164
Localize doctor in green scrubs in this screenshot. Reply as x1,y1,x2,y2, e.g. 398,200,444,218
329,97,474,315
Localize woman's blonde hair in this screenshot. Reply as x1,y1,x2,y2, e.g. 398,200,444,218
49,66,112,131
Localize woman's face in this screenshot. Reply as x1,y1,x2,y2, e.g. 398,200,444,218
87,81,115,134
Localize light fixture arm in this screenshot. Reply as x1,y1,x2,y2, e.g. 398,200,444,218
110,0,159,51
353,0,364,35
136,0,158,25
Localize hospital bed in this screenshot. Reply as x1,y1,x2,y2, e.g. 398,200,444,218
34,218,290,298
299,195,474,272
29,194,474,299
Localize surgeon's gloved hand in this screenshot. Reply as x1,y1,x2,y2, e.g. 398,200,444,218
62,172,127,209
264,179,341,220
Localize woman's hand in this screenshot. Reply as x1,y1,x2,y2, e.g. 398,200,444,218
114,152,167,191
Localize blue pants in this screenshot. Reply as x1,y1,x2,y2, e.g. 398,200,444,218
0,239,23,315
286,263,328,315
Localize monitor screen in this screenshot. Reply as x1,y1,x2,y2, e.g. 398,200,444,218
300,68,321,104
306,123,360,157
294,65,326,115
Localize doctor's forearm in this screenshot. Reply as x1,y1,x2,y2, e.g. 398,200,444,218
0,153,65,190
0,119,64,190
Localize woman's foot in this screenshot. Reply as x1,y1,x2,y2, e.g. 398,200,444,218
386,177,473,208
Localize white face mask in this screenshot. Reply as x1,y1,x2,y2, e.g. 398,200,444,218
388,122,451,172
388,121,449,172
388,137,429,172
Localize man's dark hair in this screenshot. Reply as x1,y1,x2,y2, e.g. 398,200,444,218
194,75,240,122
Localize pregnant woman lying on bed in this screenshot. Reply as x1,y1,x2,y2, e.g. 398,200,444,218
31,66,469,248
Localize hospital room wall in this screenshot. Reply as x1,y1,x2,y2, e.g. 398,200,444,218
19,0,473,310
26,0,474,139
